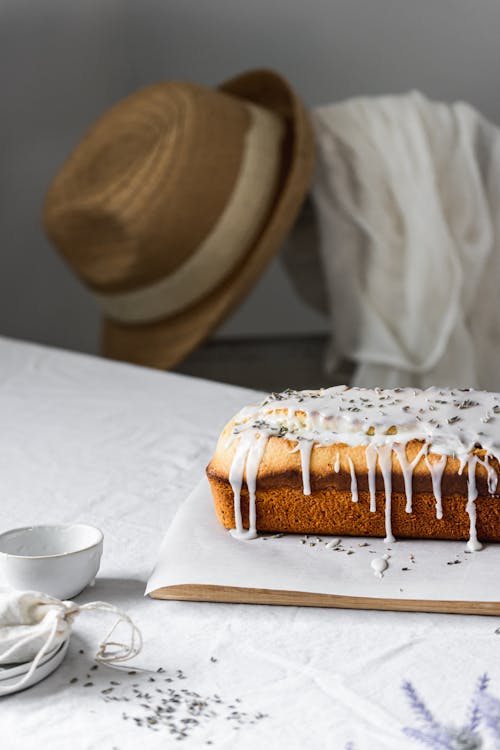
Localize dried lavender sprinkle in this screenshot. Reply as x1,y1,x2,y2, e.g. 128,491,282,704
94,667,269,741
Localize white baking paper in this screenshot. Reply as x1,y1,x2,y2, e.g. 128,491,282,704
146,479,500,603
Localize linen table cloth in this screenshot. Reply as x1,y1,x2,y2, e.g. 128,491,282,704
1,336,499,749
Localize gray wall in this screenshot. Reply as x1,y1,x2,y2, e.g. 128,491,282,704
2,0,500,354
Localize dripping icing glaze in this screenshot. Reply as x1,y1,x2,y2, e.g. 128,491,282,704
371,553,390,579
227,386,500,549
347,456,358,503
424,454,448,520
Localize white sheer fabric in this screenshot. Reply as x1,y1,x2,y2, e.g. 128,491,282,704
312,92,500,389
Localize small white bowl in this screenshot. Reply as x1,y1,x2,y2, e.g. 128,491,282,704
0,524,103,600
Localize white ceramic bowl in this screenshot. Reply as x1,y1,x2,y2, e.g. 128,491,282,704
0,524,103,600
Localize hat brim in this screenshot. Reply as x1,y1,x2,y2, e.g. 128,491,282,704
101,69,315,370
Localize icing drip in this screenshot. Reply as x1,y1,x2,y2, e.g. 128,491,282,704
487,461,498,494
334,452,340,473
479,455,498,495
377,445,395,543
299,441,313,496
228,434,252,538
393,444,428,513
371,553,390,579
243,433,269,540
466,455,483,552
229,431,269,540
347,457,358,502
365,445,378,512
424,454,447,520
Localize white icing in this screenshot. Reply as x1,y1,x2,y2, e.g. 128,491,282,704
228,433,251,537
487,461,498,494
244,432,269,540
371,556,389,578
325,538,340,549
458,454,468,476
299,441,313,496
347,456,358,502
365,444,378,512
393,443,428,513
377,444,395,543
424,454,447,520
479,455,498,495
234,386,500,457
227,386,500,549
229,430,268,540
466,455,483,552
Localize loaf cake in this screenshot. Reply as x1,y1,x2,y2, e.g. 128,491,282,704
206,386,500,549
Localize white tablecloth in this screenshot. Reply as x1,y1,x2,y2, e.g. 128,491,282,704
1,337,500,749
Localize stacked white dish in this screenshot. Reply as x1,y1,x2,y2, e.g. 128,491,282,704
0,637,69,696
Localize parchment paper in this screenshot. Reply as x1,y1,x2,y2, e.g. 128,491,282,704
146,480,500,602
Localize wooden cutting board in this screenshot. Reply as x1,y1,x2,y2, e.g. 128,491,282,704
150,583,500,615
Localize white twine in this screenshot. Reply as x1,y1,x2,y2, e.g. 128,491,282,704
0,600,142,694
72,601,142,664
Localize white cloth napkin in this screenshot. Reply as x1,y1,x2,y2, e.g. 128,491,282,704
311,91,500,389
0,591,69,665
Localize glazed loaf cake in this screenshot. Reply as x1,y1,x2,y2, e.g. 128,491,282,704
206,386,500,549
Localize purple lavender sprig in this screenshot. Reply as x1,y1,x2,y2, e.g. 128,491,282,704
402,680,483,750
402,681,440,730
468,674,489,733
348,676,499,750
401,680,455,749
402,724,482,750
476,690,500,747
402,726,455,749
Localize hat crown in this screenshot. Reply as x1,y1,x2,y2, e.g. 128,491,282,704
44,81,258,293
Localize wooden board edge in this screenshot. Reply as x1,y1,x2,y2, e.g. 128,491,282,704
147,584,500,615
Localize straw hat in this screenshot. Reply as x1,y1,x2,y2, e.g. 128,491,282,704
43,69,314,369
